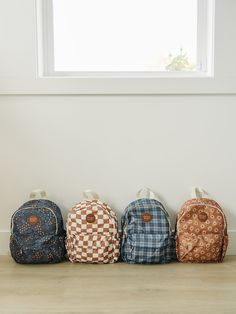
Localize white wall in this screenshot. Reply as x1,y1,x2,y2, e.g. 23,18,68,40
0,0,236,255
0,0,236,94
0,95,236,254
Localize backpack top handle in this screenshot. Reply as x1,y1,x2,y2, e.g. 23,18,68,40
190,187,210,199
29,189,47,200
136,187,161,202
68,190,100,212
135,187,172,234
82,189,100,200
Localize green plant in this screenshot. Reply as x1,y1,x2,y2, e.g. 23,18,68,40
165,48,195,71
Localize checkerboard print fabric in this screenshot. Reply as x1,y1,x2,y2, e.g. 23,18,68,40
176,198,228,263
66,200,120,263
121,198,176,264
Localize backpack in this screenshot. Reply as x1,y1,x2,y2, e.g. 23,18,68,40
176,187,228,263
121,188,176,264
10,189,66,264
66,190,120,263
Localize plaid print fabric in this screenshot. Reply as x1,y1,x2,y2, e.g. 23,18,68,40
121,198,176,264
66,200,120,263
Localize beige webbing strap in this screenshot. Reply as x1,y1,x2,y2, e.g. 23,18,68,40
190,187,210,199
82,189,100,200
29,189,47,199
136,187,160,201
136,187,172,234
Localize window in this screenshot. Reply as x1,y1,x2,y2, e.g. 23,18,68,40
38,0,214,77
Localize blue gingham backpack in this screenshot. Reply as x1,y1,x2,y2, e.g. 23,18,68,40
121,188,176,264
10,189,66,264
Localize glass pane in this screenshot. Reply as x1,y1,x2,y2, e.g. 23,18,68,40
53,0,198,72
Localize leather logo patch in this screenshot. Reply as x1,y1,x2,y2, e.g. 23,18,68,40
142,213,152,222
198,212,208,222
27,215,39,225
86,213,95,223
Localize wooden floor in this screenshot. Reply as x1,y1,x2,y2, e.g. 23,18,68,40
0,256,236,314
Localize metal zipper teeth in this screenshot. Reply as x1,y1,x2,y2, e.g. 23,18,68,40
11,206,58,235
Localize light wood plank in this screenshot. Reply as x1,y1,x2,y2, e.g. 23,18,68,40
0,256,236,314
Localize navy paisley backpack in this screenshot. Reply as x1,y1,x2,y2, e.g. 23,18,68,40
10,190,66,264
121,188,176,264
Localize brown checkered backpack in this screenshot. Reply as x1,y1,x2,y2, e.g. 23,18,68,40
176,187,228,263
66,190,120,263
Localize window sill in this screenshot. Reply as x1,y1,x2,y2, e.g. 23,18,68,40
0,75,236,95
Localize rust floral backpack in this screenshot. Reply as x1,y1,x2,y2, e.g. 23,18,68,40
176,187,228,263
66,190,120,263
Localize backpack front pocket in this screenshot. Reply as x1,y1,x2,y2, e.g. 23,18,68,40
66,234,116,263
177,233,223,262
123,233,173,264
10,235,65,264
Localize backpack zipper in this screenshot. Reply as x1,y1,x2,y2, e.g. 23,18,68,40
177,203,227,236
11,206,58,235
123,203,173,237
158,204,173,234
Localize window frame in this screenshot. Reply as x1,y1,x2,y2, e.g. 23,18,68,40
37,0,215,78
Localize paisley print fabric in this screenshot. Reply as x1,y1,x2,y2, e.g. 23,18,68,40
176,198,228,263
10,199,66,264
